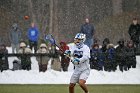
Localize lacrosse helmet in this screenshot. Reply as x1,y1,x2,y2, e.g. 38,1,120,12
74,33,86,48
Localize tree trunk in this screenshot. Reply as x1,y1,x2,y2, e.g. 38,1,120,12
112,0,123,15
53,0,59,44
49,0,54,34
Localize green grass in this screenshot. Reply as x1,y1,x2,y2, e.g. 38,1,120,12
0,84,140,93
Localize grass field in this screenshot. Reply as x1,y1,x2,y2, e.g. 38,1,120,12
0,84,140,93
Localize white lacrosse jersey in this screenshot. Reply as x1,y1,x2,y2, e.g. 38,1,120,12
69,43,90,71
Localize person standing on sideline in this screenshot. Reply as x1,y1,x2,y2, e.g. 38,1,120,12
36,43,50,72
59,41,70,71
80,18,95,49
27,22,39,53
18,41,32,70
65,33,90,93
115,39,128,72
0,44,9,72
9,23,22,53
128,18,140,49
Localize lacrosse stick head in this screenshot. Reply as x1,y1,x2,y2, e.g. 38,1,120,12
45,34,56,45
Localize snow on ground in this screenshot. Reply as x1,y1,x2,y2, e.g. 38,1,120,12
0,47,140,84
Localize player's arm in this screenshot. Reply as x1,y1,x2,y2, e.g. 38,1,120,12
79,46,90,63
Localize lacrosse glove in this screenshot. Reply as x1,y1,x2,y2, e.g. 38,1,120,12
72,58,80,65
64,50,71,56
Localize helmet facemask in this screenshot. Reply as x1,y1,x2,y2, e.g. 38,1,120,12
74,33,86,48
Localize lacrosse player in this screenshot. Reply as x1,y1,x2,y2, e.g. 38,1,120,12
65,33,90,93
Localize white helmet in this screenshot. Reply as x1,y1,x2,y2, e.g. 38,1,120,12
74,33,86,48
74,33,86,41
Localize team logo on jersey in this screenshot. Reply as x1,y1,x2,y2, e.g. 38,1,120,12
73,50,83,58
31,30,36,36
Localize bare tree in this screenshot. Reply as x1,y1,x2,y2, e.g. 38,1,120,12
112,0,123,15
49,0,54,35
53,0,59,43
28,0,36,23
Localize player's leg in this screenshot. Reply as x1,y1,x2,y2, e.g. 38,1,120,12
69,70,80,93
79,79,88,93
79,69,90,93
69,83,76,93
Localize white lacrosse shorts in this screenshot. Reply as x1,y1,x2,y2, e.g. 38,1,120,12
70,69,90,84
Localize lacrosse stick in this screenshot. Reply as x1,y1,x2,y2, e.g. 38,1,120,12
45,34,71,58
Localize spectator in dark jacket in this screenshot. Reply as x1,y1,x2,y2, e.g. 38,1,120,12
105,44,116,72
9,23,22,53
0,44,9,72
101,38,110,53
126,40,137,69
128,18,140,49
115,39,128,72
90,44,103,70
27,22,39,53
80,18,95,49
100,38,110,71
18,42,32,70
